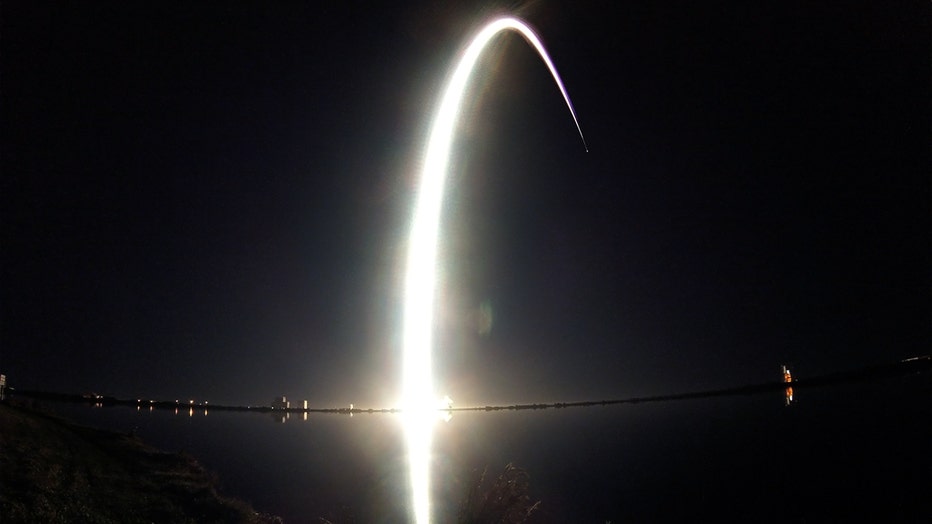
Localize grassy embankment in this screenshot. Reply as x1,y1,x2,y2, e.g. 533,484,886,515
0,401,280,524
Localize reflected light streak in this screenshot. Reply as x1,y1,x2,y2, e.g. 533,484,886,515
402,16,585,523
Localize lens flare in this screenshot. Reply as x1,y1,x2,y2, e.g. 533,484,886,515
402,16,586,523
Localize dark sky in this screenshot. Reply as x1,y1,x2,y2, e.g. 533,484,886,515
2,1,928,407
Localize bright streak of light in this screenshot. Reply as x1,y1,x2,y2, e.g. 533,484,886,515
402,16,586,523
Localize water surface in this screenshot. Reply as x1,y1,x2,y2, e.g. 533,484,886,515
53,377,929,522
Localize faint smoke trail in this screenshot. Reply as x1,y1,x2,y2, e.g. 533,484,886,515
402,16,586,523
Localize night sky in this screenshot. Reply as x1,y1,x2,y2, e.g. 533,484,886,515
2,2,928,408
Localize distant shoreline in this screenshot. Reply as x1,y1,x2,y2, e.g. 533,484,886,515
9,356,928,415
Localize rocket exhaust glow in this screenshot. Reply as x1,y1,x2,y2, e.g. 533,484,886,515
402,16,586,523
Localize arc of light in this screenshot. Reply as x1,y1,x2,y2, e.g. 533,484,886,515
402,16,586,524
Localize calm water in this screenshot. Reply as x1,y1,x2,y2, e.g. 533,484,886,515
49,377,929,523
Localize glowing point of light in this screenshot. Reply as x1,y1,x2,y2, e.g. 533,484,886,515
402,16,585,524
440,395,453,409
783,365,794,406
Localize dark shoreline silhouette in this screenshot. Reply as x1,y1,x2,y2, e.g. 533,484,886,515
9,356,929,415
0,402,281,523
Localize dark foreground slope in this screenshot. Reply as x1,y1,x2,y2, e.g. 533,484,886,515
0,401,280,524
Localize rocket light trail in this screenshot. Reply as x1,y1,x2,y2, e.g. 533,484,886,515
401,16,586,523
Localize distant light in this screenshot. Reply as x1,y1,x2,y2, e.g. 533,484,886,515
439,395,453,409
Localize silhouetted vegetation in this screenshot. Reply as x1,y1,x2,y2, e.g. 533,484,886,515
459,464,540,524
0,401,280,524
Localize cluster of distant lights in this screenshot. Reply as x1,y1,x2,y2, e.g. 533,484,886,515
122,398,211,416
118,397,457,421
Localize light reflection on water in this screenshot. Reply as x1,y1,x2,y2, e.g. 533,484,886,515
46,380,928,523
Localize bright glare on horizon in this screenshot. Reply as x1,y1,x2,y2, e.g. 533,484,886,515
401,16,585,523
